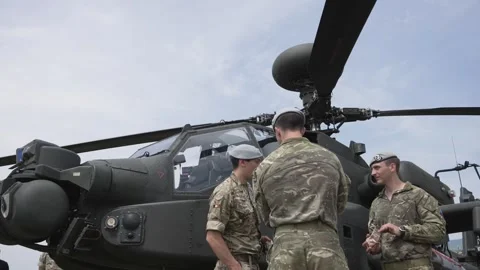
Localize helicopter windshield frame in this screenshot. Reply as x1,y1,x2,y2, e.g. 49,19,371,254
170,123,277,199
129,133,181,158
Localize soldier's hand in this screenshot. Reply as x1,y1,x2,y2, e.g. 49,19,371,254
362,235,380,254
378,223,400,236
366,241,381,255
362,237,377,248
362,239,368,249
261,235,272,243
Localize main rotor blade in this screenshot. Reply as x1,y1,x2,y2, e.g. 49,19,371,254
63,127,184,153
309,0,376,97
0,118,254,167
0,156,15,167
0,127,183,167
373,107,480,117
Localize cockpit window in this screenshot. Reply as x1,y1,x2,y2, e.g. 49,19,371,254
250,126,275,147
173,127,253,192
250,126,278,156
129,134,179,158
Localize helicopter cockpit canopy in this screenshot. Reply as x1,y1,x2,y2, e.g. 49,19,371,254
172,124,277,192
129,134,180,158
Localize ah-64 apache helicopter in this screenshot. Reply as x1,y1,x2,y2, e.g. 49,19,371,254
1,0,480,269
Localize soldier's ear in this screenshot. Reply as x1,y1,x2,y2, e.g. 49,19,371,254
238,159,247,167
274,127,282,139
388,162,396,172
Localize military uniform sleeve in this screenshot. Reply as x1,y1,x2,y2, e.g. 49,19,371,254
403,192,446,244
337,167,351,214
206,188,232,233
367,200,381,241
252,168,271,227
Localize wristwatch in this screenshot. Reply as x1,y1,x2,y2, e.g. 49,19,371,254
398,225,406,238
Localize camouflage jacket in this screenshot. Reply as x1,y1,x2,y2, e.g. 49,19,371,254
368,182,447,263
252,137,351,231
38,253,62,270
206,173,262,256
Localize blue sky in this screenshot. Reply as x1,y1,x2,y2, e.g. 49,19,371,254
0,0,479,268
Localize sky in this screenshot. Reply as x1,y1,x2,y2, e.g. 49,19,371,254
0,0,479,268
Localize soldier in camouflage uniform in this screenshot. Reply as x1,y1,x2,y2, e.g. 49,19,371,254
363,152,446,270
38,252,62,270
206,144,272,270
252,108,351,270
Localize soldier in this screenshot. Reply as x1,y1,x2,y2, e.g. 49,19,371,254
252,107,351,270
38,252,62,270
362,152,446,270
206,144,271,270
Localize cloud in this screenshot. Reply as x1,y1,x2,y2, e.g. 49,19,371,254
0,0,479,268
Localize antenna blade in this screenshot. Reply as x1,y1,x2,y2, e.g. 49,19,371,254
451,136,464,192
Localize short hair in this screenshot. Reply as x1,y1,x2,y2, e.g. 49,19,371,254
384,157,400,173
230,156,240,169
274,112,305,131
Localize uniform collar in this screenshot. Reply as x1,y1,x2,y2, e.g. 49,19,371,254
280,136,309,146
377,181,413,198
230,172,248,186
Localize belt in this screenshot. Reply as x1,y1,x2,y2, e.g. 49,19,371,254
382,257,431,270
274,220,335,234
233,254,259,265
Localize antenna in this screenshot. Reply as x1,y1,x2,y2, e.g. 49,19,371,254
451,136,463,197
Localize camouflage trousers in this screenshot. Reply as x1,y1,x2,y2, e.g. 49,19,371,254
382,257,433,270
214,254,260,270
268,221,349,270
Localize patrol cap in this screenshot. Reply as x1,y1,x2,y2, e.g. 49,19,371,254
271,107,305,128
227,144,264,160
369,152,398,167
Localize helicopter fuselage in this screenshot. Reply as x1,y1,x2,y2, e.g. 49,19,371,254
0,121,472,270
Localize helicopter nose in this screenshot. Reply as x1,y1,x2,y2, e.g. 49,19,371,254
0,179,70,244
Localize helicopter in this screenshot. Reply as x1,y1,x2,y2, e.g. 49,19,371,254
1,0,480,269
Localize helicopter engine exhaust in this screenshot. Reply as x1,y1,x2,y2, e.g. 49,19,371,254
0,179,69,243
78,158,152,205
